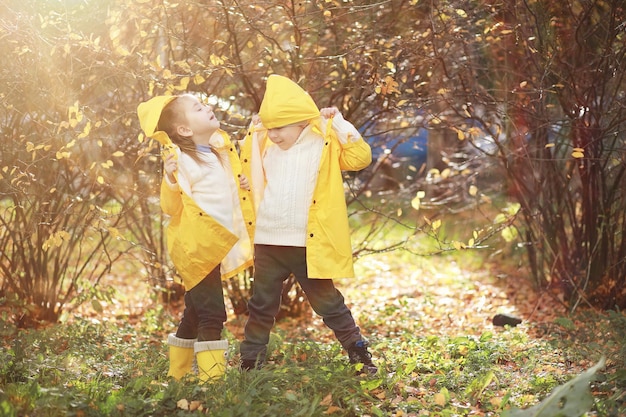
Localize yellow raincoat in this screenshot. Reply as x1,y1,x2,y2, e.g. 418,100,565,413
138,96,255,291
239,75,371,279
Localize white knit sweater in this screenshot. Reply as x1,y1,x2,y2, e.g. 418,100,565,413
172,150,235,231
254,124,324,246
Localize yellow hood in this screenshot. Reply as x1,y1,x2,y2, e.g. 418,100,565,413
137,95,177,146
258,75,320,128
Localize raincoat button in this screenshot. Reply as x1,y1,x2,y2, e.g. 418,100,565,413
243,159,248,162
242,196,246,200
309,233,314,238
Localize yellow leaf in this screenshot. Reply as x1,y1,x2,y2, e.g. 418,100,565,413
107,227,122,239
112,151,124,157
189,401,202,411
469,185,478,196
545,143,555,148
42,231,70,251
519,80,528,88
468,238,475,247
504,202,521,216
494,213,506,224
324,405,342,414
501,226,518,242
411,196,421,210
434,392,447,406
109,25,120,40
193,74,205,85
91,299,103,313
97,176,104,184
572,150,584,158
432,219,441,230
178,76,190,90
78,121,91,139
455,8,467,17
177,399,189,410
452,241,465,250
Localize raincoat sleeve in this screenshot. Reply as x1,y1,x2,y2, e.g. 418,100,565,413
325,114,372,171
240,121,267,213
160,177,183,217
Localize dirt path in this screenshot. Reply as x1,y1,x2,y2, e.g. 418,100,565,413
77,251,566,343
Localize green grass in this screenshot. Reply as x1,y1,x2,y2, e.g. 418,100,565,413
1,306,625,415
1,245,625,416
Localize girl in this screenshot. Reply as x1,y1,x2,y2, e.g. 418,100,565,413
137,94,255,381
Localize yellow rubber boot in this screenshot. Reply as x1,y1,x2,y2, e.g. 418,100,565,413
167,334,196,380
194,340,228,382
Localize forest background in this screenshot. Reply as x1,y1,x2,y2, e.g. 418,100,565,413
1,0,625,416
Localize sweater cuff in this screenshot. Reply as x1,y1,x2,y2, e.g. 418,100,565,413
330,112,362,144
164,174,179,190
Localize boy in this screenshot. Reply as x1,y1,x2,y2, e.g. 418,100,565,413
239,75,377,374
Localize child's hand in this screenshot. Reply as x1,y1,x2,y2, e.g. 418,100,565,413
164,153,178,184
238,174,250,191
320,107,339,118
252,114,262,125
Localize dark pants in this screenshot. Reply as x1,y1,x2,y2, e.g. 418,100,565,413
175,265,226,341
240,245,362,362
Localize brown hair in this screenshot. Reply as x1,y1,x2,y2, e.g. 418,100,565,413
156,96,221,165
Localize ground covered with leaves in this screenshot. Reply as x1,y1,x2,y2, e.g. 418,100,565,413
1,249,625,416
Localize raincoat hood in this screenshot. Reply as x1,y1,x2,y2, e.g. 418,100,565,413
258,75,320,129
137,95,177,146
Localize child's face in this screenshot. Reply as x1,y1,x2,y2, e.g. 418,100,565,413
179,95,220,143
267,122,307,150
